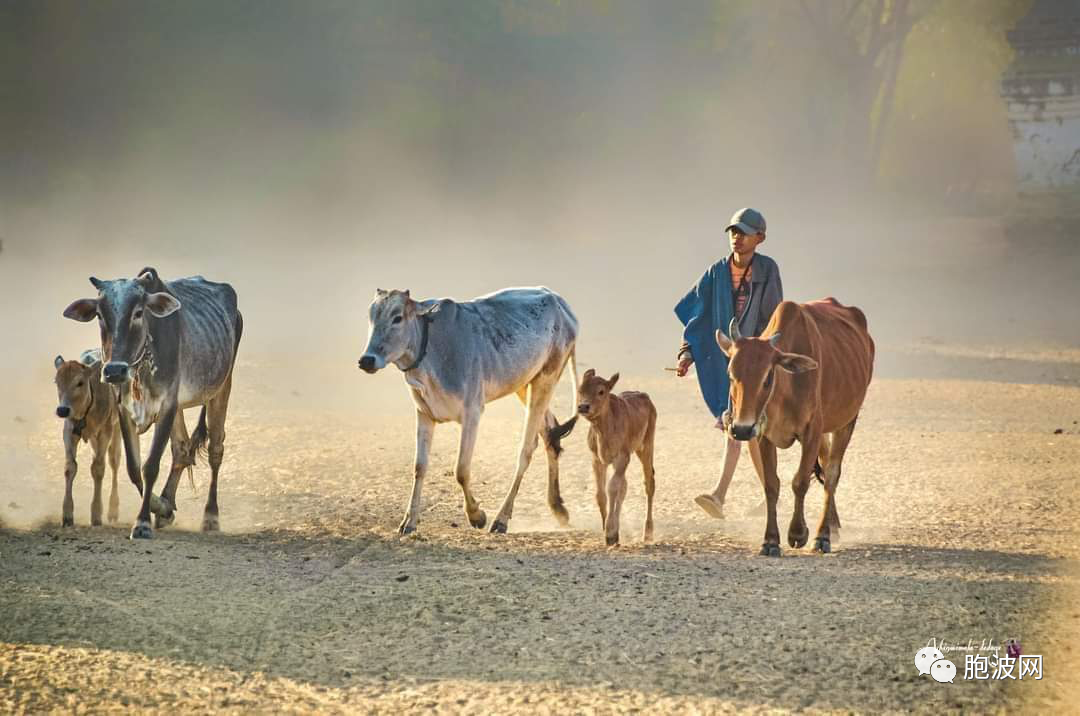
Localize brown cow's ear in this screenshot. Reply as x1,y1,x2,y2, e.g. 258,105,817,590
776,352,818,374
715,328,734,356
607,373,620,389
63,298,98,322
583,368,596,381
146,292,181,318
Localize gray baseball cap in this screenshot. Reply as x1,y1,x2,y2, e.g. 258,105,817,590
725,207,766,235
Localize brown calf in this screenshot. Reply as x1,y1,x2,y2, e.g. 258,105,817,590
577,369,657,546
54,353,122,526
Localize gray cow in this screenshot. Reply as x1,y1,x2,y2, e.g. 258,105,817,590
63,267,242,539
359,287,579,534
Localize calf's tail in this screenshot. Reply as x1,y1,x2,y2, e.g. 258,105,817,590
185,406,210,489
546,347,579,457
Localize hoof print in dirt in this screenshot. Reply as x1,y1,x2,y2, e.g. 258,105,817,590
759,543,781,557
489,520,508,534
129,522,153,540
814,537,831,554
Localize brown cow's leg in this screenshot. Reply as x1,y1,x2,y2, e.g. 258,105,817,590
814,417,857,553
89,441,107,527
62,427,78,527
787,430,822,549
592,456,608,531
605,454,631,546
758,437,781,556
454,408,487,530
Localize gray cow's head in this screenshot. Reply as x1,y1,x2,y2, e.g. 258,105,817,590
359,288,439,374
62,271,181,384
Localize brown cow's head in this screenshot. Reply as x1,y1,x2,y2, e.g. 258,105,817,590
53,355,94,420
62,271,181,384
715,319,817,441
577,369,619,420
359,289,441,373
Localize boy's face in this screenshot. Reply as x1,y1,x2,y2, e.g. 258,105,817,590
728,228,764,256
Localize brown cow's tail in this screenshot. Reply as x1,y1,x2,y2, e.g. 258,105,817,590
813,459,824,485
546,347,580,457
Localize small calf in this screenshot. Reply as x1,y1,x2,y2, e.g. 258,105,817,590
54,352,121,527
577,369,657,545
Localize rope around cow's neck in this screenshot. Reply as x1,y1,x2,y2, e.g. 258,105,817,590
401,314,433,372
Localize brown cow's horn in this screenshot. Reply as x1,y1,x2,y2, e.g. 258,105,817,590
728,317,742,341
769,332,782,347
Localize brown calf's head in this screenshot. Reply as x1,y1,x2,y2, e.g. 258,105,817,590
577,369,619,420
715,319,817,441
53,355,94,420
62,270,181,384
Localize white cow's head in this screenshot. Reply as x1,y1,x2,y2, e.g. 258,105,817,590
359,288,440,374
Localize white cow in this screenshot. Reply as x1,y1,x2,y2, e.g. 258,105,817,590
359,287,579,534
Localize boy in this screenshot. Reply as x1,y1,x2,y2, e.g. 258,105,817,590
673,207,783,519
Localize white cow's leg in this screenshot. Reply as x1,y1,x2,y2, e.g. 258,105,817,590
491,380,557,533
400,410,435,535
455,407,487,529
604,455,631,546
202,375,233,533
156,410,191,529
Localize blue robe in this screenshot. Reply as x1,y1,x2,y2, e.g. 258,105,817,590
674,258,735,419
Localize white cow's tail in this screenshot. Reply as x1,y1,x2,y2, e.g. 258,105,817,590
546,347,579,457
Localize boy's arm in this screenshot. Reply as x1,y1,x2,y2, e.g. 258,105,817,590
757,264,783,336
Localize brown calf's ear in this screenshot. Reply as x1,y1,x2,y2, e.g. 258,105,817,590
54,355,65,370
607,373,620,389
715,328,734,355
776,352,818,374
63,298,98,322
583,368,596,381
145,292,182,318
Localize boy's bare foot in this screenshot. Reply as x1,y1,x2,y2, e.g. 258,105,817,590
695,494,725,519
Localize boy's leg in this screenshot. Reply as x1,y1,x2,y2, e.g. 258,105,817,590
695,437,742,519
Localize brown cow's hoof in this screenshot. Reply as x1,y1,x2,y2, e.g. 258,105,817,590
606,533,619,547
814,537,831,554
788,526,809,549
550,502,571,527
468,510,487,529
62,516,74,528
91,516,103,527
107,510,119,525
129,521,153,540
759,543,781,557
155,500,176,529
489,520,508,534
397,519,415,535
202,513,220,532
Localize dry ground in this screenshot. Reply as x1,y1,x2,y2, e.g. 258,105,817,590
2,351,1080,714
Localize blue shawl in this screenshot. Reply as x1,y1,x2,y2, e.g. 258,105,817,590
674,258,734,419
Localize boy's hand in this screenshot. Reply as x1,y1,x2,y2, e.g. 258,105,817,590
676,355,693,377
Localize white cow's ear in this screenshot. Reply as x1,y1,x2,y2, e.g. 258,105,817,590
146,292,181,318
715,328,734,356
89,276,105,291
64,298,99,323
776,352,817,374
55,355,65,369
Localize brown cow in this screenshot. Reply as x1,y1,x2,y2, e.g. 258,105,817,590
54,352,122,527
715,298,874,556
576,369,657,546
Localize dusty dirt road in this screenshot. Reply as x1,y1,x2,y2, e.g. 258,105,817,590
2,350,1080,714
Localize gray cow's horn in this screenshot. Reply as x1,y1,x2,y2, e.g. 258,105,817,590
769,332,782,347
728,317,742,342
